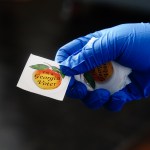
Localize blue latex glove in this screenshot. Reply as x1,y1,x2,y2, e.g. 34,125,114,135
55,23,150,111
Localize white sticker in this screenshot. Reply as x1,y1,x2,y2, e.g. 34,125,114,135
17,54,71,101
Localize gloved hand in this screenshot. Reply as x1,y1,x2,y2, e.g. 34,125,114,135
55,23,150,111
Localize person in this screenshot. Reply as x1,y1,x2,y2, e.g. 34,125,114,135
55,23,150,111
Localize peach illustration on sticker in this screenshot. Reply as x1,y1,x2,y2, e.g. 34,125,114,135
30,64,65,90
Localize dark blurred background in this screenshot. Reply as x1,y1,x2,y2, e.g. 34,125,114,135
0,0,150,150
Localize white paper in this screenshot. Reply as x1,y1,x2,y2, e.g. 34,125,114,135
17,54,71,101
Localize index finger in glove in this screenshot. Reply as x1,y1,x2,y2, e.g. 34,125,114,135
55,32,100,63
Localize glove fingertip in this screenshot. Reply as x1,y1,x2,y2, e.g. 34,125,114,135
67,81,88,100
104,91,127,112
82,89,110,110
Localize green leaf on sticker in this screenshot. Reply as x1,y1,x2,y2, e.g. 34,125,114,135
51,66,65,78
30,64,49,70
83,72,95,89
51,66,60,72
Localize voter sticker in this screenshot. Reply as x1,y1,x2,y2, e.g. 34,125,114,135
75,61,132,94
17,54,71,101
